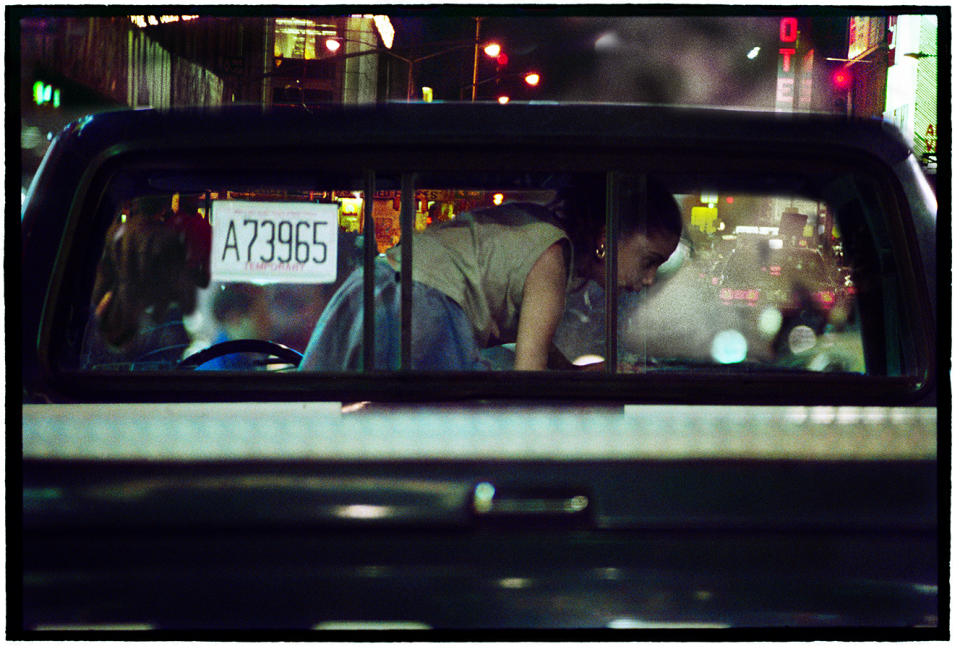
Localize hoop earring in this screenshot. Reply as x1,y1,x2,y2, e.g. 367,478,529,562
595,241,606,260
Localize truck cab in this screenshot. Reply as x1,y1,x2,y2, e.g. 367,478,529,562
19,103,941,635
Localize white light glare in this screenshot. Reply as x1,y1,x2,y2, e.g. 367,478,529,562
372,15,395,49
757,307,783,339
787,325,817,354
711,330,748,364
473,482,496,514
313,621,431,630
334,505,394,519
608,618,729,629
747,46,761,59
572,354,605,367
594,32,621,51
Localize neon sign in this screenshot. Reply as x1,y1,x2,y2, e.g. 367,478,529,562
129,15,199,29
775,17,798,112
33,81,60,108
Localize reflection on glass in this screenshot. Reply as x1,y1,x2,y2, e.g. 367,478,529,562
75,177,867,376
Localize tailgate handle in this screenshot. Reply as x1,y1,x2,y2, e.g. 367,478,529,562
472,482,590,516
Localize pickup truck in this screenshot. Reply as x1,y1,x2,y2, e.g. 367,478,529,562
18,103,941,636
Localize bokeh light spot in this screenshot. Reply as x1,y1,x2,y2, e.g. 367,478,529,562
711,330,748,364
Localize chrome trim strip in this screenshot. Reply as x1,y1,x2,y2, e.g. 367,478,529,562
22,403,936,461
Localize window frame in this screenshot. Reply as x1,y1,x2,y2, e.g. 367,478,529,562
37,138,936,405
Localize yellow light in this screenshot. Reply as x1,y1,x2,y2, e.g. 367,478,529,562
373,15,395,49
421,86,434,102
497,95,510,104
492,193,504,205
483,43,501,58
524,72,540,86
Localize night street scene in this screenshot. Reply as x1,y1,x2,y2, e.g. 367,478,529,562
14,4,946,639
19,7,940,194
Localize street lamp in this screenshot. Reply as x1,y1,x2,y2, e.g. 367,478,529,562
324,34,503,102
470,17,508,101
290,17,532,103
461,70,543,103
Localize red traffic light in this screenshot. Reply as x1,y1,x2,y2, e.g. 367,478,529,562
831,68,852,90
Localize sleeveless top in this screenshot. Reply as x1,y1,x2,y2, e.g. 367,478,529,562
386,203,571,347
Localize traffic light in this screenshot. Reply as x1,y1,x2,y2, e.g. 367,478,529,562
829,66,852,114
831,67,852,91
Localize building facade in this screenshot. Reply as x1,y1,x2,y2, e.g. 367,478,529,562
20,13,393,196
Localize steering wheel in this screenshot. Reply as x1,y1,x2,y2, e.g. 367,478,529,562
178,339,303,370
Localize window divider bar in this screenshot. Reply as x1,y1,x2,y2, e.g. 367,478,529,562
400,175,415,370
604,172,619,375
362,170,377,372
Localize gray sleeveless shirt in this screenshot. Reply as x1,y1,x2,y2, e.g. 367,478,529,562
387,203,571,347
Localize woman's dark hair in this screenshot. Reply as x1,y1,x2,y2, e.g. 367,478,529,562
556,176,683,271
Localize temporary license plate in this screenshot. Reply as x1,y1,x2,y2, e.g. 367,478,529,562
210,200,339,283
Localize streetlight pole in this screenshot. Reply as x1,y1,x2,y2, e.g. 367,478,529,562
471,17,482,101
330,36,491,102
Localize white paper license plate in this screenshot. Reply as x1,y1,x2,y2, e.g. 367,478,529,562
210,200,339,283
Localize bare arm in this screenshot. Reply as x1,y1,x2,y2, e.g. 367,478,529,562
514,242,568,371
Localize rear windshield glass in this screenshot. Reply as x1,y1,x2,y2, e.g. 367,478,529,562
62,166,882,377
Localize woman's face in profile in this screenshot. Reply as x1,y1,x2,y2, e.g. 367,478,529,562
592,229,679,292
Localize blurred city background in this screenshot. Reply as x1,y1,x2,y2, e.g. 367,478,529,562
17,8,941,203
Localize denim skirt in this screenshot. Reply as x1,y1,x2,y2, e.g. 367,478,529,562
299,260,487,371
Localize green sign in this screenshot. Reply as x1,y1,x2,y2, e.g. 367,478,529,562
33,81,61,108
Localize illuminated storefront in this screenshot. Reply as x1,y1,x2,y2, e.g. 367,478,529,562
269,15,393,105
883,14,938,175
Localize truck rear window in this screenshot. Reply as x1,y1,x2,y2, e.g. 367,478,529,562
55,162,902,380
